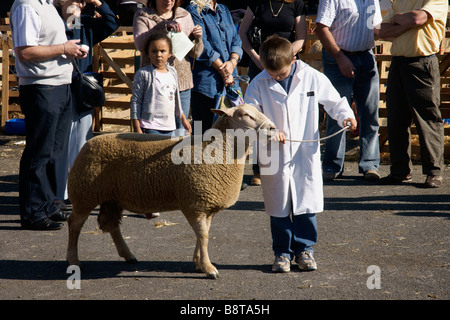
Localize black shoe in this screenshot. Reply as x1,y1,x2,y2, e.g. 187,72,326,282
378,174,412,185
48,210,70,222
22,218,64,230
322,171,343,182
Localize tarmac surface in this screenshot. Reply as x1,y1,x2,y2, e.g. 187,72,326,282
0,133,448,306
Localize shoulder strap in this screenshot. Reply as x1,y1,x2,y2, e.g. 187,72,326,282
72,58,81,75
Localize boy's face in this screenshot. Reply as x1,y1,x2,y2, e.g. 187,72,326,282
148,39,171,70
265,58,296,82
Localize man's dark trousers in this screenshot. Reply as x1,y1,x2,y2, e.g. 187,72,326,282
19,84,72,225
386,55,444,177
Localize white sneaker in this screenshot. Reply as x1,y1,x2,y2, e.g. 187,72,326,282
295,251,317,271
272,256,291,273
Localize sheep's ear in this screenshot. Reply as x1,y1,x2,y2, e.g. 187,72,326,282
211,108,235,117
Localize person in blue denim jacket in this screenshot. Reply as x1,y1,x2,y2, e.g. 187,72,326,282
186,0,243,134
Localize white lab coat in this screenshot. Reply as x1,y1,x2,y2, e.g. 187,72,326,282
244,60,355,217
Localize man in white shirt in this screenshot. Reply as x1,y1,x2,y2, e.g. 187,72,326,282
316,0,382,182
10,0,85,230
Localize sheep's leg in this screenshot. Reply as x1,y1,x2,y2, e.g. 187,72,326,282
186,213,219,279
66,206,91,266
110,227,137,264
98,201,137,264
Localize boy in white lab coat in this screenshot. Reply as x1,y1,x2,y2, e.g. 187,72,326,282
244,35,357,272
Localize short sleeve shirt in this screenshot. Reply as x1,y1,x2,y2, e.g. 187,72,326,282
316,0,382,51
382,0,447,57
11,4,41,47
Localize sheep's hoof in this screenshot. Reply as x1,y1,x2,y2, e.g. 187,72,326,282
206,272,219,279
206,269,220,279
126,258,138,264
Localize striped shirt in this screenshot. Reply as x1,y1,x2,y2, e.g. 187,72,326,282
316,0,382,52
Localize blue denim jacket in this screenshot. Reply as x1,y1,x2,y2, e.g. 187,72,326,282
186,3,243,99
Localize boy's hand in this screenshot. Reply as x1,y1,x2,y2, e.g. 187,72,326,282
343,118,357,131
273,131,286,144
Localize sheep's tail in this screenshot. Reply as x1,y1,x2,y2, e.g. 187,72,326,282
98,201,123,233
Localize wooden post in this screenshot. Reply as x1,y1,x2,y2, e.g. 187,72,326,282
92,44,102,132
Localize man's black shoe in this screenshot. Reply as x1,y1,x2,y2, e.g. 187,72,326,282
378,174,412,185
22,218,64,231
48,210,70,222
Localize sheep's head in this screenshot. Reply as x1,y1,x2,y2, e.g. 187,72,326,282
211,104,276,138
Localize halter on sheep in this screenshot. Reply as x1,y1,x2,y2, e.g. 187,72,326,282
66,104,276,279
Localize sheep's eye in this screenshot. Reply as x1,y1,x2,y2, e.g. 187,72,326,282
244,114,255,121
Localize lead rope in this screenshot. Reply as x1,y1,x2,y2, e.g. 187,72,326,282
226,115,352,143
283,124,351,143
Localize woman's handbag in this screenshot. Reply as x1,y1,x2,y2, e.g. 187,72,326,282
246,6,261,52
72,59,105,112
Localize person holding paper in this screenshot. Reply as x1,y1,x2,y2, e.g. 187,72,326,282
134,0,203,135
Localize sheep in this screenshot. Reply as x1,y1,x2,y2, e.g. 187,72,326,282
66,104,276,279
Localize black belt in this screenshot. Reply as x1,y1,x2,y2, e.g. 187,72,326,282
341,49,371,56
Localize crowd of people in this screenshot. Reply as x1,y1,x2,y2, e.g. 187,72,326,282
7,0,448,274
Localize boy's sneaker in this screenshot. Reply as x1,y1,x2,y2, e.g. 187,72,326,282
295,251,317,271
272,256,291,273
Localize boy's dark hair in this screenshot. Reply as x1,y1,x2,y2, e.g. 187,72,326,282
259,35,294,71
144,32,173,56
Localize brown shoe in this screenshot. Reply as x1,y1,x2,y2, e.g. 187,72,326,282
364,169,380,182
424,175,442,188
251,174,262,186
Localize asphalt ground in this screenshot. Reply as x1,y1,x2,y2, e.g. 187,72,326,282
0,133,448,314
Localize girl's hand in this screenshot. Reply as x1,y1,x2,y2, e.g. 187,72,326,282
132,120,143,133
181,114,192,134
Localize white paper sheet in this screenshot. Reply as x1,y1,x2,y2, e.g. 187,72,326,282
168,31,194,61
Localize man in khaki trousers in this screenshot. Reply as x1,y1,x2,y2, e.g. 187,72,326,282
379,0,447,188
